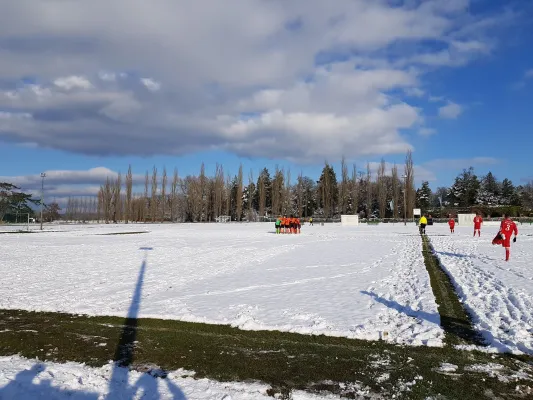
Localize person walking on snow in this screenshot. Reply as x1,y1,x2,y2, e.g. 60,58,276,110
473,213,483,237
492,214,518,261
448,215,455,233
419,214,427,234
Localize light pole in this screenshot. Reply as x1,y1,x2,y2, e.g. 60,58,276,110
40,172,46,230
402,174,407,226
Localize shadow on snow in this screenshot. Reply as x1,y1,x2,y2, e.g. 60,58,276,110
360,290,440,326
361,290,484,345
0,246,187,399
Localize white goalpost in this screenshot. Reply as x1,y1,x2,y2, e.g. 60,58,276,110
341,215,359,226
457,213,475,226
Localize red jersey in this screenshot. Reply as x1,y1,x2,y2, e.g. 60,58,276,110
473,216,483,227
448,218,455,226
500,219,518,239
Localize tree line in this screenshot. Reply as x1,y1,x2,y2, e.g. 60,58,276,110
416,167,533,217
2,151,531,224
81,151,417,223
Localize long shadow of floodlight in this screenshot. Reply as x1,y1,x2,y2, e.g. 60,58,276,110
107,247,150,399
107,247,187,399
113,257,147,366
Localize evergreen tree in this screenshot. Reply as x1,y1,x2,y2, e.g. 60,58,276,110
253,168,272,213
416,181,432,212
300,176,317,218
478,172,500,205
518,182,533,209
449,167,480,207
500,178,518,205
0,183,39,222
317,163,338,218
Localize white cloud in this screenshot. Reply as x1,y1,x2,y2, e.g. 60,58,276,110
53,75,93,90
0,0,517,162
364,160,436,183
450,40,491,53
0,168,119,189
140,78,161,92
0,167,151,207
424,157,499,169
438,101,463,119
429,96,445,102
405,87,425,98
419,127,437,136
525,69,533,79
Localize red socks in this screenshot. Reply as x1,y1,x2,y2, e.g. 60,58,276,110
505,249,510,261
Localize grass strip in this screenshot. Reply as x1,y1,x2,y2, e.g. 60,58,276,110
421,234,485,346
1,308,532,399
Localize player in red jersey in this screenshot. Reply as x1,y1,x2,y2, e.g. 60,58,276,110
492,214,518,261
473,213,483,237
448,215,455,233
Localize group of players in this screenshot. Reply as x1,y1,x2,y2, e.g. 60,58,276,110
447,213,518,261
275,216,302,234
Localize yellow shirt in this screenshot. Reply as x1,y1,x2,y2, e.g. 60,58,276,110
419,216,427,224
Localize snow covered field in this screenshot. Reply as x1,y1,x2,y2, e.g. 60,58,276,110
0,222,443,346
0,355,339,400
427,223,533,355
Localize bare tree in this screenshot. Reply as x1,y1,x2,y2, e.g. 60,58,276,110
144,171,149,222
404,150,416,219
97,193,102,223
100,177,113,223
377,159,387,218
213,164,225,219
224,174,232,218
181,175,202,221
161,167,167,222
351,164,359,215
91,197,98,221
199,163,207,222
112,172,122,223
151,166,158,223
235,164,243,221
170,168,179,222
392,164,400,219
125,165,133,224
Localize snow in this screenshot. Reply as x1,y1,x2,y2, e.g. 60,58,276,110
0,222,443,346
0,355,339,399
436,363,458,373
427,223,533,355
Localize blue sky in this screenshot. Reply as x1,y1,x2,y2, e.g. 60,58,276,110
0,0,532,203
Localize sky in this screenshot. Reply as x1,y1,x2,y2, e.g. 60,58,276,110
0,0,533,204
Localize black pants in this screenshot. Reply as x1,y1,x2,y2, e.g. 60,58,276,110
419,223,426,234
